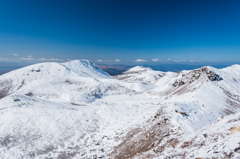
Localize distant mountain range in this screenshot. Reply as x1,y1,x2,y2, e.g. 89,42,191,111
0,61,232,76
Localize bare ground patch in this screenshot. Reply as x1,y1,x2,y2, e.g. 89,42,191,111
0,80,13,99
25,92,34,97
111,106,174,159
230,125,240,134
224,90,240,116
71,103,87,106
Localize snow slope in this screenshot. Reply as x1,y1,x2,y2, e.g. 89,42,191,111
1,61,240,158
0,94,162,159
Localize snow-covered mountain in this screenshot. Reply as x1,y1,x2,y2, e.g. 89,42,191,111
115,66,166,84
0,60,240,158
145,66,240,132
0,60,140,103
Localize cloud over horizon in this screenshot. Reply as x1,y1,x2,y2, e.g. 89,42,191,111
152,58,161,62
20,58,63,61
135,59,147,62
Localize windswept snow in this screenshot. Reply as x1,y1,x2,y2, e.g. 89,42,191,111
0,60,240,158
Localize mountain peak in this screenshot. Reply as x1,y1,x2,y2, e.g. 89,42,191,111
115,65,166,84
65,59,92,66
62,59,110,78
172,66,223,87
125,66,153,74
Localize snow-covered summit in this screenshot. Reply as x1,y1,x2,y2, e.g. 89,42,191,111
61,59,111,79
0,59,111,82
229,64,240,69
0,60,137,103
123,66,153,74
172,66,223,87
115,66,166,84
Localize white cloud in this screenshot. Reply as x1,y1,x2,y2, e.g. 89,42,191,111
28,55,32,57
0,58,9,60
96,59,102,62
135,59,146,62
115,59,120,62
168,59,171,61
174,60,186,62
152,58,159,62
37,58,63,61
190,60,194,62
20,58,63,61
13,54,19,56
38,58,46,60
20,58,34,60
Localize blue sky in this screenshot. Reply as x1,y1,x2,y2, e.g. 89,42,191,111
0,0,240,64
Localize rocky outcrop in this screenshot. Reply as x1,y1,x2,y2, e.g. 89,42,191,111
173,67,223,87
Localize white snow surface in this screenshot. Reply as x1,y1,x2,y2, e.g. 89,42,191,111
115,66,167,85
0,60,240,158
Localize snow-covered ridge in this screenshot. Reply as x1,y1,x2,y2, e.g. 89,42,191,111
123,66,153,74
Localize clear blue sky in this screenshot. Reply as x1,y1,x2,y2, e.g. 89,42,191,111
0,0,240,64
